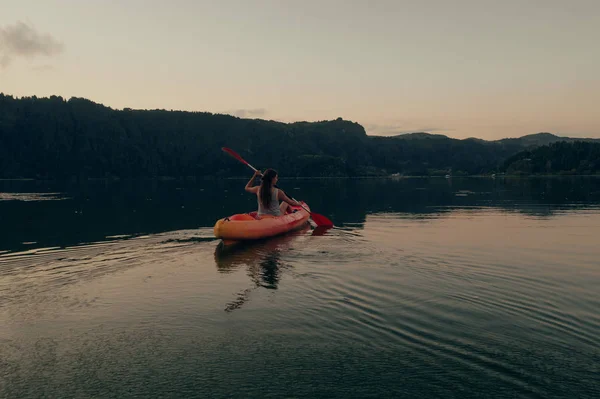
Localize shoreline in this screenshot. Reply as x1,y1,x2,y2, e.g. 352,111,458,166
1,174,600,182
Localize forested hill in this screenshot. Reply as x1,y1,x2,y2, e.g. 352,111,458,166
502,141,600,175
0,94,598,178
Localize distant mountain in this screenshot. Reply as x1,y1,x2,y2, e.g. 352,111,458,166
498,132,600,148
502,132,563,146
393,132,450,140
395,131,599,146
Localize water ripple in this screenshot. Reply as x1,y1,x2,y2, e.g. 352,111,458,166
1,207,599,398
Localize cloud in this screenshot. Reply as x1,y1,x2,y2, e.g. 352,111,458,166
0,21,63,68
228,108,268,118
31,64,55,72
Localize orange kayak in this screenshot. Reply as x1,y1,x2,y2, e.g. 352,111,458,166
214,202,311,244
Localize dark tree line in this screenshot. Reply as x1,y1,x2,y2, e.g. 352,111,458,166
0,94,597,179
502,141,600,175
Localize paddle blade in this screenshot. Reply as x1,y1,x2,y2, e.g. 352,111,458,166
310,212,334,228
222,147,249,166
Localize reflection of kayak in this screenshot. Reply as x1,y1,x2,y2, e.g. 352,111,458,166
213,202,311,245
214,224,310,272
214,225,310,311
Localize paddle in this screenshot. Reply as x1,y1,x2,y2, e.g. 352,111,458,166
222,147,334,228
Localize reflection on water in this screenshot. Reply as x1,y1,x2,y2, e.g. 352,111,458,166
215,225,312,311
0,192,67,201
1,176,599,253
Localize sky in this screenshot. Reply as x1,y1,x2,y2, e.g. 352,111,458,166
1,0,599,139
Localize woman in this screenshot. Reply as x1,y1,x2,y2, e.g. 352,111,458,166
245,169,301,217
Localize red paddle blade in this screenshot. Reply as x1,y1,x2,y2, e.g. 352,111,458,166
310,212,334,228
311,226,332,236
222,147,249,166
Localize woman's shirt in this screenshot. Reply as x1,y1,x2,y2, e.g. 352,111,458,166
257,188,281,216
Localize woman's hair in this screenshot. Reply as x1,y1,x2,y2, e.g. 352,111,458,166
259,169,278,208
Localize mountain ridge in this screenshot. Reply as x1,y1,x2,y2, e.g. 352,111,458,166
394,131,600,145
0,93,598,178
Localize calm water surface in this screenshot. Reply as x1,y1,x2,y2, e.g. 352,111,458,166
1,177,599,398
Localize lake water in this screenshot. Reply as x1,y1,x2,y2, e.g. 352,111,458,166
1,177,599,398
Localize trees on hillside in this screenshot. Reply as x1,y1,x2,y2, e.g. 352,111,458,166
1,94,597,178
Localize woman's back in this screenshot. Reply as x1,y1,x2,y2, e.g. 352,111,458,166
257,188,280,216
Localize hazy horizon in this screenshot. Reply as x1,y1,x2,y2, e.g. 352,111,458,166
1,0,599,139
